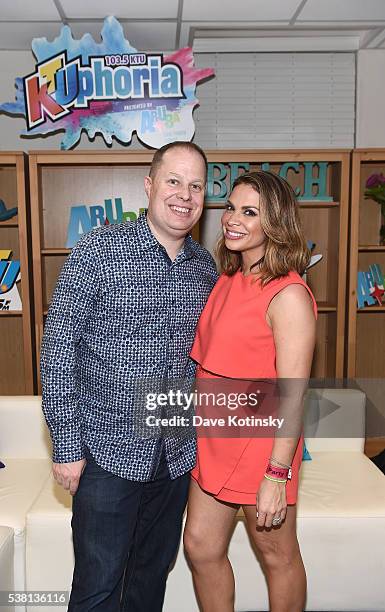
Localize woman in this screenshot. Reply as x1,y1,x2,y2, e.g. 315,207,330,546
184,171,317,612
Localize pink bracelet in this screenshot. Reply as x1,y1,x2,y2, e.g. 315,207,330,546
266,463,292,481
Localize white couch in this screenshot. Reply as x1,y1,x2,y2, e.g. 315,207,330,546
0,525,14,612
1,390,385,612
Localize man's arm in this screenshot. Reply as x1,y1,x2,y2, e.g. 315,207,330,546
40,232,101,492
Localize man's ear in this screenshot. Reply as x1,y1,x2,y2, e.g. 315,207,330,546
144,176,152,199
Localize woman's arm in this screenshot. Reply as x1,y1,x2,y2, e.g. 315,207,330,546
256,283,316,528
268,282,316,463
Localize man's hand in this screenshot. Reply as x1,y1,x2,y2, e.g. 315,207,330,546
52,459,86,496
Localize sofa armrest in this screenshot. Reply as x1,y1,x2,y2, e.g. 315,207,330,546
304,389,365,453
0,396,51,459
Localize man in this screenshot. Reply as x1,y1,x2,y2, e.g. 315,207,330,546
40,141,218,611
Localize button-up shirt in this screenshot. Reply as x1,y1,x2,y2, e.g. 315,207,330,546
41,212,218,480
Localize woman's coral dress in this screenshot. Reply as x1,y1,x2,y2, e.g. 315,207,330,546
190,270,317,505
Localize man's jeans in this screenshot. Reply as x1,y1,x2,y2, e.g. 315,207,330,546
68,446,190,611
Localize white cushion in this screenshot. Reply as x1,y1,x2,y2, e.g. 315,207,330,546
304,389,365,452
298,451,385,517
0,396,50,459
0,526,14,612
26,475,73,600
299,517,385,612
0,459,52,532
0,526,14,596
0,458,51,595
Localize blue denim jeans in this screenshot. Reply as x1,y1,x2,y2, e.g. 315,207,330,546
68,446,190,611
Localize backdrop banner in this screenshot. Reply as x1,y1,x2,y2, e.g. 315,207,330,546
0,16,214,150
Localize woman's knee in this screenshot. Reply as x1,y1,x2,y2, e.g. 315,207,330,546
184,525,225,566
254,534,300,572
183,526,209,564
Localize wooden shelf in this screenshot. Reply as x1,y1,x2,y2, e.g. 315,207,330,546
0,215,19,227
30,149,350,389
41,248,71,255
317,303,337,313
0,310,23,316
357,305,385,312
358,245,385,252
348,149,385,379
204,201,340,209
365,437,385,458
298,201,339,208
0,152,34,394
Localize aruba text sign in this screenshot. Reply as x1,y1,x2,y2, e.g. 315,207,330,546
0,16,214,150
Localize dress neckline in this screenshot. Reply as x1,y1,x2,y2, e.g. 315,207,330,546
236,268,261,281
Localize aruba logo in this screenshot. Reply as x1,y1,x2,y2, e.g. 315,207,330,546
0,251,20,295
0,250,21,311
66,198,146,248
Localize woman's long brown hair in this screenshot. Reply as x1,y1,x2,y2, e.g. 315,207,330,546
216,171,310,285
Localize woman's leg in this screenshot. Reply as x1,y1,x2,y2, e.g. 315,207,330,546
243,504,306,612
184,479,239,612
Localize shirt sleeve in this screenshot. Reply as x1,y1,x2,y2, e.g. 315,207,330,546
40,232,101,463
199,246,219,285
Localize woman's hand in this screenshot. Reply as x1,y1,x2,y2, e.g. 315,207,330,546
256,477,287,528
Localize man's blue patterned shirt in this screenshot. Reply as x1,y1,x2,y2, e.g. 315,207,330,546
41,213,218,480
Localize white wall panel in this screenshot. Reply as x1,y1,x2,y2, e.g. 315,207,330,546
68,21,176,52
299,0,385,22
183,0,300,22
0,0,60,21
60,0,179,19
194,52,355,149
356,50,385,147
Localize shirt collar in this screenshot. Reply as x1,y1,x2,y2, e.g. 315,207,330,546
135,210,198,259
181,234,198,260
135,210,159,251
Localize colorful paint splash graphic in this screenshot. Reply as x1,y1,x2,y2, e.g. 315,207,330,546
0,16,214,149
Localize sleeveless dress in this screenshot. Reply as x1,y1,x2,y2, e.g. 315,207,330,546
190,269,317,505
